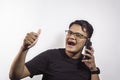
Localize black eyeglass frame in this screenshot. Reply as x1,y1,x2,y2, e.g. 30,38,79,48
65,30,88,39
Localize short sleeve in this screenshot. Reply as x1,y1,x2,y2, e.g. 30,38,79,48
25,50,50,78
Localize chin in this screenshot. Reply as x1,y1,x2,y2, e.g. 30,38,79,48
65,47,78,53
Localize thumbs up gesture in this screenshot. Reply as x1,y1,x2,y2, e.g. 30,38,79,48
23,29,41,49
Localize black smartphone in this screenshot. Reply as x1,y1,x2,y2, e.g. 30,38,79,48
83,40,92,60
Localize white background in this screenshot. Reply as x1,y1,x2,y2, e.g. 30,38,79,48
0,0,120,80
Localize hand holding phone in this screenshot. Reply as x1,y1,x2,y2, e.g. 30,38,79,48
83,40,92,60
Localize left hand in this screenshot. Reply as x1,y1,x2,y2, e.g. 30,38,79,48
82,46,97,71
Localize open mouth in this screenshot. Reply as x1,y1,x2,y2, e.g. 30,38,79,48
67,40,76,46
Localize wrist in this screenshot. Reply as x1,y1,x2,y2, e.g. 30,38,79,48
90,67,100,74
90,67,97,71
21,45,29,51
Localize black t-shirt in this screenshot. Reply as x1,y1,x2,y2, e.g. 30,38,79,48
25,48,91,80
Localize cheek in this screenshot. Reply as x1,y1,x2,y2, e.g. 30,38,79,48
65,37,68,45
65,36,69,42
77,40,86,48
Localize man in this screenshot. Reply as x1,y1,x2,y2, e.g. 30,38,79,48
9,20,100,80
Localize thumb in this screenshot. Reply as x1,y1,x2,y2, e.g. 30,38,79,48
37,29,41,36
27,28,41,49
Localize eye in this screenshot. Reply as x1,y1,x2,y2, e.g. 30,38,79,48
76,33,81,37
68,30,73,35
76,33,83,38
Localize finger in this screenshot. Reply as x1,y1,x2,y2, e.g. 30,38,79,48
33,29,41,41
90,46,94,52
34,29,41,40
28,28,41,41
83,53,92,58
37,29,41,36
29,29,41,39
85,49,94,54
82,59,91,63
27,37,35,44
27,29,41,48
24,38,32,46
29,32,38,40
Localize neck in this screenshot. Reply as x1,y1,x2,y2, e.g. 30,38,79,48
65,50,82,59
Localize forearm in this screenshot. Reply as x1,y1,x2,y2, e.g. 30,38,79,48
91,74,100,80
91,67,100,80
9,46,29,79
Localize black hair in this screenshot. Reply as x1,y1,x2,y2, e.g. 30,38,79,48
69,20,94,38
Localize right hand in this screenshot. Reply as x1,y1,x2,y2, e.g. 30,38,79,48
23,29,41,49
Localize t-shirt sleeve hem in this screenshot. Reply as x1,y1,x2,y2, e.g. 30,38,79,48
25,63,34,78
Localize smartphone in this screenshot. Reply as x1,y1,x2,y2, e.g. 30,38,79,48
83,40,92,60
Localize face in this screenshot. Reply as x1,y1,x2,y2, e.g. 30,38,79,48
65,24,88,54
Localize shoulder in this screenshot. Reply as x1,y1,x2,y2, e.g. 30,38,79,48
38,48,64,56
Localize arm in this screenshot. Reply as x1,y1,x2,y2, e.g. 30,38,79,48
91,74,100,80
90,67,100,80
82,47,100,80
9,29,41,80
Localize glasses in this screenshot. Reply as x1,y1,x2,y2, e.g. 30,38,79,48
65,30,88,39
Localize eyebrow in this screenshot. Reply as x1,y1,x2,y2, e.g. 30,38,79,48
69,30,84,35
